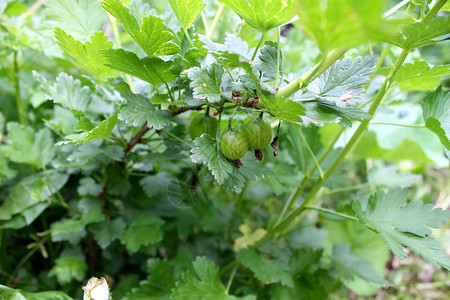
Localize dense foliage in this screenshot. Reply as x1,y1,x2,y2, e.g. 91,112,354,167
1,0,449,299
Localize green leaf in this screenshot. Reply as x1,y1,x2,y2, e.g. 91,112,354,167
54,28,117,80
391,16,450,50
51,208,105,244
353,188,450,269
123,259,176,300
77,177,102,196
237,247,294,287
44,0,106,42
121,213,164,253
316,101,371,124
1,123,55,167
168,0,206,29
395,62,450,91
352,131,435,164
0,285,73,300
67,144,124,167
187,63,224,104
421,86,450,150
33,72,91,113
220,0,295,31
140,173,171,198
331,244,388,285
118,92,171,130
259,93,305,122
100,0,179,56
368,164,421,188
295,0,398,52
0,152,17,184
257,42,279,81
88,218,126,249
305,55,377,107
49,248,87,285
190,134,235,185
100,49,177,87
321,218,390,296
172,256,234,300
58,112,119,145
0,170,69,222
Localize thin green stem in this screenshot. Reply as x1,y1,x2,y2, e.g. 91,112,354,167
228,104,240,130
215,111,222,139
220,259,238,277
20,0,43,19
163,130,193,148
274,26,281,89
251,31,266,61
106,12,136,93
325,182,371,195
207,3,225,39
14,51,26,125
275,126,344,225
275,48,347,100
304,205,359,221
165,82,175,102
201,11,210,35
369,121,426,128
383,0,412,18
259,47,413,248
183,27,194,47
296,126,323,179
225,263,239,293
8,237,48,285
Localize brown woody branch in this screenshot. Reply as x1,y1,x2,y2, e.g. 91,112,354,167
126,105,203,152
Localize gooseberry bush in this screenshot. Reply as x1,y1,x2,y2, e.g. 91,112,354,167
1,0,450,299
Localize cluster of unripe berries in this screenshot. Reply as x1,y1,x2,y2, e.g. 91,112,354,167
190,111,273,162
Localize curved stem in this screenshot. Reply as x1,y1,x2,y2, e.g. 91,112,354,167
274,26,281,89
296,126,323,179
225,263,239,293
275,126,344,225
259,48,412,248
207,3,225,39
201,11,210,35
251,31,266,61
183,27,194,47
369,121,426,128
304,205,359,221
275,48,347,100
106,12,135,93
14,51,26,125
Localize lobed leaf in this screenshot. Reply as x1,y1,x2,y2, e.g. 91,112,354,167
118,92,171,130
187,63,225,104
295,0,398,52
390,16,450,50
395,61,450,91
121,213,164,253
100,49,178,87
1,122,55,167
44,0,106,41
171,256,235,300
305,55,378,107
331,244,388,285
237,247,294,287
168,0,206,29
220,0,295,31
190,134,235,185
421,86,450,150
33,71,92,113
54,28,117,80
100,0,179,56
353,188,450,269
